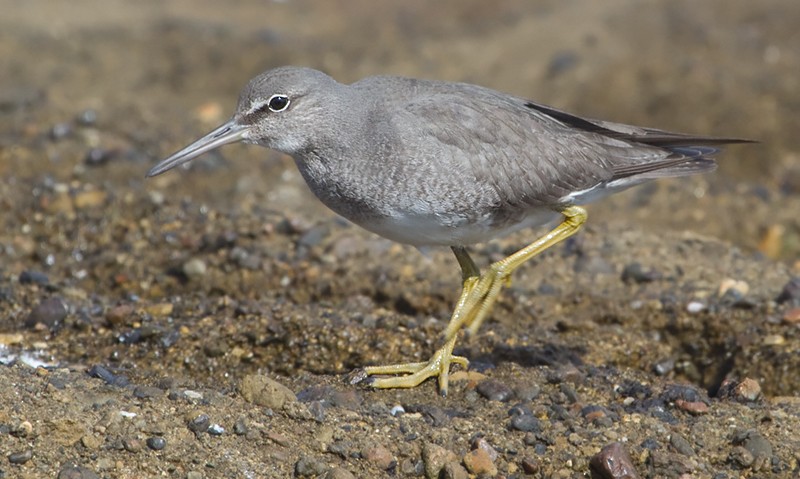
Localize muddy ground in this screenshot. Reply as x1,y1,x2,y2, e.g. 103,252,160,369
1,1,799,478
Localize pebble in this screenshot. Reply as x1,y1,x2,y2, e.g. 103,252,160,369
57,464,101,479
73,189,107,209
25,296,68,330
521,457,540,474
361,444,395,470
84,148,115,167
19,269,49,285
8,449,33,464
510,413,541,432
182,258,208,278
87,364,129,387
717,377,762,403
441,461,469,479
106,304,135,327
775,276,800,305
462,447,497,476
187,413,210,434
239,374,296,410
621,262,660,283
686,301,705,314
718,278,749,297
295,456,329,477
207,424,225,436
476,378,514,402
322,467,356,479
733,430,773,471
669,433,695,456
783,307,800,324
589,442,641,479
146,436,167,451
122,437,143,453
422,443,458,479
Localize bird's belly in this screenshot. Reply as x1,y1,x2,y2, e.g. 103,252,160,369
357,207,562,247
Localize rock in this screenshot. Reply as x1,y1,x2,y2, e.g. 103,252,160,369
669,433,694,456
57,463,101,479
732,430,773,471
73,189,107,209
143,302,173,317
19,269,49,285
775,276,800,305
422,442,458,479
239,374,296,409
521,457,540,474
462,447,497,476
25,296,68,330
717,377,762,403
589,442,641,479
295,456,329,477
510,413,541,432
106,304,135,327
441,461,469,479
476,378,514,401
361,444,395,470
8,449,33,464
621,262,660,283
322,467,356,479
182,258,208,278
146,436,166,450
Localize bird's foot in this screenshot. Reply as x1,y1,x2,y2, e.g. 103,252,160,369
352,336,468,396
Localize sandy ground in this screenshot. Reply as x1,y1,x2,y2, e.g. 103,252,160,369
0,1,799,478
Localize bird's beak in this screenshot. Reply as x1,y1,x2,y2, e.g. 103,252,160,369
146,120,248,177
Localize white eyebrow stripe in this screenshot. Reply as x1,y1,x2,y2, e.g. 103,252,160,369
246,100,269,115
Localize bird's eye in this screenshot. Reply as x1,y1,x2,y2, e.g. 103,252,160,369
267,94,290,112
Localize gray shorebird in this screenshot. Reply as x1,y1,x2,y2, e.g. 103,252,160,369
147,66,750,395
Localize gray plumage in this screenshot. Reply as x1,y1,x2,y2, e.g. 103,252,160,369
148,66,749,247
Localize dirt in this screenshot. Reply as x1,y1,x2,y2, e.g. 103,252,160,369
1,1,799,478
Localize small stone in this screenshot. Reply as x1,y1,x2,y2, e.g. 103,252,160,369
718,278,749,297
106,304,135,327
81,434,102,449
476,378,514,402
239,374,296,409
422,443,458,479
783,307,800,324
19,269,49,285
621,262,660,283
589,442,641,479
717,377,762,403
322,467,357,479
521,457,540,474
775,277,800,305
674,399,709,415
670,433,694,456
510,414,541,432
361,444,395,470
146,436,166,451
57,464,101,479
182,258,208,278
441,461,469,479
208,424,224,436
8,449,33,464
144,302,173,317
123,437,142,453
73,189,107,209
686,301,705,313
295,456,329,477
462,447,497,476
76,109,98,126
25,296,68,329
730,446,754,467
187,413,210,434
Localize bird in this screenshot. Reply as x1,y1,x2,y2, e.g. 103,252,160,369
146,66,751,396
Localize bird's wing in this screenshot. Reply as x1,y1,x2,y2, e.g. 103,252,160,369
399,86,705,206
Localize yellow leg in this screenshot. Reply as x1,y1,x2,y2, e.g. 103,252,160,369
356,206,588,395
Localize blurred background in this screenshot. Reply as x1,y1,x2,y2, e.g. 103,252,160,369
1,0,797,264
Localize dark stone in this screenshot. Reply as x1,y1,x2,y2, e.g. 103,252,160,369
25,297,68,330
19,270,49,285
476,379,514,402
589,442,641,479
146,437,166,451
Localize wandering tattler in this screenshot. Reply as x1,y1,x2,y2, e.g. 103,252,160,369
147,66,750,395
